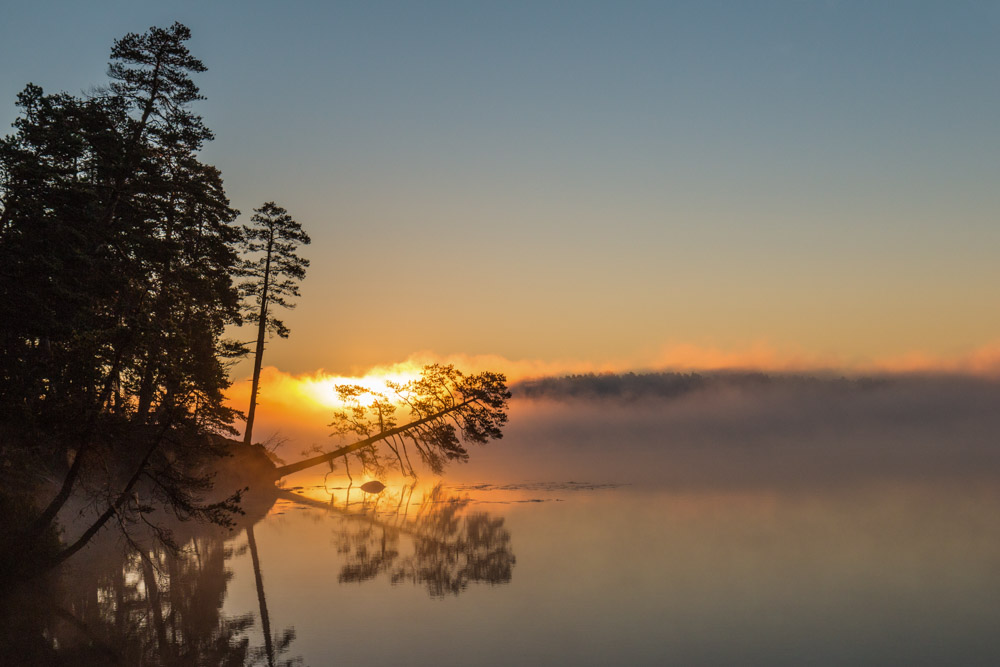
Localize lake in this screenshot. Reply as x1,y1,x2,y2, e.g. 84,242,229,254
14,377,1000,665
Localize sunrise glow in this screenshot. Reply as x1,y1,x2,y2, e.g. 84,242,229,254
299,366,425,408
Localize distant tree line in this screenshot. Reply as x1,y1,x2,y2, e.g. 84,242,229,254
515,372,711,401
513,371,887,401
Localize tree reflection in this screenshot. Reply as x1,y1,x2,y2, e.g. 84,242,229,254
2,482,515,662
3,511,299,665
323,482,516,597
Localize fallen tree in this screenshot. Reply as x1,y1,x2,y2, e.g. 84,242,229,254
276,364,510,479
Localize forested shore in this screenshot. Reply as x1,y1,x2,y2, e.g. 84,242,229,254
0,23,509,587
0,23,263,581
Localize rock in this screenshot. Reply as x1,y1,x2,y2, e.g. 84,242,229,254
359,480,386,494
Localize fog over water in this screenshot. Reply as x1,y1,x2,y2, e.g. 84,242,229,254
17,371,1000,665
252,372,1000,665
436,372,1000,488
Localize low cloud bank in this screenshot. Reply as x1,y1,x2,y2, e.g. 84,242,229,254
452,371,1000,489
512,370,891,401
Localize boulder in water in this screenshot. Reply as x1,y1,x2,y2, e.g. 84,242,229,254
359,480,386,494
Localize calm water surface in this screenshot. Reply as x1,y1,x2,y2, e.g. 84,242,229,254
229,476,1000,666
28,386,1000,665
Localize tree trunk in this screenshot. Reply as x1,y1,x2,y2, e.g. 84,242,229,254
273,398,476,478
247,525,275,667
140,549,170,658
244,232,273,446
136,353,156,421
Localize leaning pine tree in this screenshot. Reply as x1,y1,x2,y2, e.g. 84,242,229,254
239,202,311,445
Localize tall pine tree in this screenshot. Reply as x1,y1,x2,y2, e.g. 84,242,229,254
238,202,310,445
0,23,247,567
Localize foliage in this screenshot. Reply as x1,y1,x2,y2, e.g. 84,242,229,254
0,22,246,569
238,202,310,340
0,21,512,583
327,364,511,476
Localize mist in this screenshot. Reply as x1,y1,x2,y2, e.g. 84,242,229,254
445,372,1000,489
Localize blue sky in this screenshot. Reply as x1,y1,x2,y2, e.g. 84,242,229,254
3,1,1000,374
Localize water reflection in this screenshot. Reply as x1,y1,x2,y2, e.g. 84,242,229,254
4,481,514,664
10,514,299,665
319,482,515,596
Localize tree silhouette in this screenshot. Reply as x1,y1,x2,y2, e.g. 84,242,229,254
0,21,511,589
277,364,510,479
0,22,246,573
238,202,310,446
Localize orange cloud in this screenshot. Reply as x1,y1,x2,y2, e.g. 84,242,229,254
226,366,332,421
652,341,1000,376
355,351,626,383
652,342,827,372
873,343,1000,376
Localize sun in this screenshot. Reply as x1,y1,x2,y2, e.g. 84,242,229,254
224,361,433,420
297,364,426,409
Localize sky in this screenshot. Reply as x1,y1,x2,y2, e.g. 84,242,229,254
3,1,1000,381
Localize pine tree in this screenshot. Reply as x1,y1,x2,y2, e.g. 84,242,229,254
0,23,247,566
238,202,311,445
